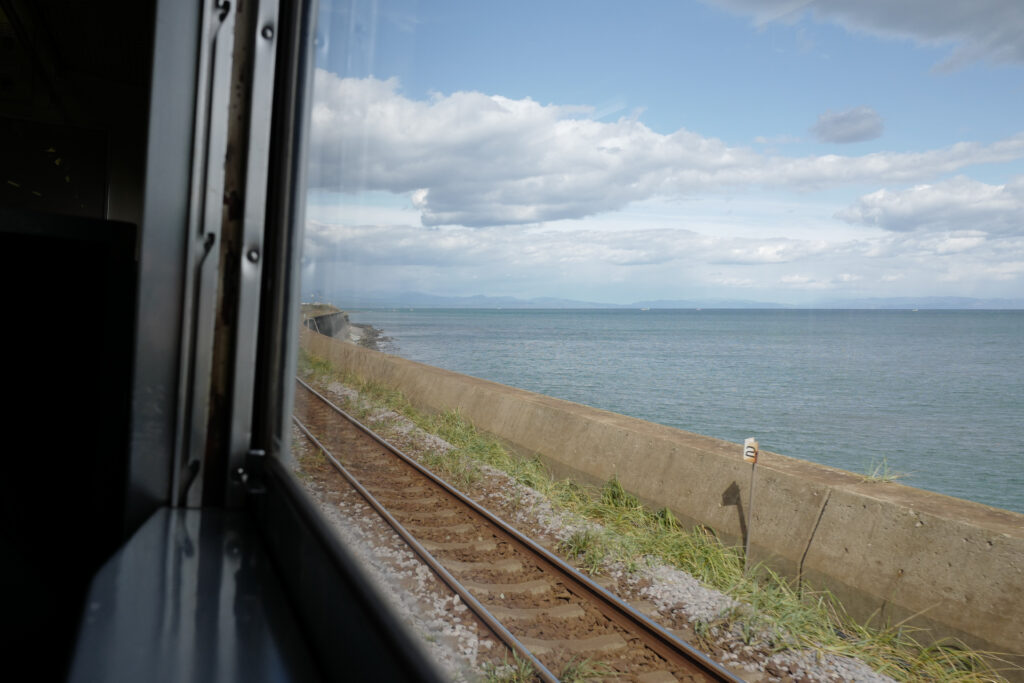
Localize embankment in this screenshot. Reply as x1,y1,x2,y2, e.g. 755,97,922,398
300,325,1024,669
302,308,386,349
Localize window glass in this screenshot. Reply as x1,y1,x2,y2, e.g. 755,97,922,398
291,3,1024,677
299,0,1023,514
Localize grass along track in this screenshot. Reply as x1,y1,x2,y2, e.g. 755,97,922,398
296,348,1015,682
294,378,739,682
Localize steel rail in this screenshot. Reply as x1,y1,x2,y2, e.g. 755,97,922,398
295,377,741,682
291,414,558,683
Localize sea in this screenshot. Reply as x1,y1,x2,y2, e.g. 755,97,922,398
346,308,1024,514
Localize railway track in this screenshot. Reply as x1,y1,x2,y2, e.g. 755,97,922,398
293,378,741,682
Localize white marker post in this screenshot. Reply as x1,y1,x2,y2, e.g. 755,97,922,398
743,437,759,572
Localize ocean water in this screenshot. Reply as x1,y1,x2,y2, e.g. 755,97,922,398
348,308,1024,514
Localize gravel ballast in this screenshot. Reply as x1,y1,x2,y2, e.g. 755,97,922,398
294,379,897,683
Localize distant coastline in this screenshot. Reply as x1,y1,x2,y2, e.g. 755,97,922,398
316,291,1024,311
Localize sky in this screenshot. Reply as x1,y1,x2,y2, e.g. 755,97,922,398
302,0,1024,306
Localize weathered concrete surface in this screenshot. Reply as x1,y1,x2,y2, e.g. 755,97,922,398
301,329,1024,670
303,311,351,339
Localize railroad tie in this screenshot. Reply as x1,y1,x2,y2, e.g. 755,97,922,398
486,604,585,621
636,671,683,683
442,558,523,574
419,538,497,552
377,496,440,508
391,507,459,519
516,634,627,656
372,485,433,498
403,522,476,535
460,578,551,599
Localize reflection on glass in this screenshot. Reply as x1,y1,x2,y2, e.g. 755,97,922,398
294,2,1024,679
302,0,1023,512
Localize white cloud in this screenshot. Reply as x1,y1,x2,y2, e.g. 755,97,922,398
710,275,757,287
304,220,833,270
704,0,1024,68
777,272,862,289
876,230,993,258
859,228,1024,289
985,261,1024,280
811,106,884,144
304,212,1024,302
779,274,833,289
837,176,1024,233
713,239,829,265
937,235,987,254
309,72,1024,228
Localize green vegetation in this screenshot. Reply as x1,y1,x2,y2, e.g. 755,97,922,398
297,349,1014,682
558,529,608,576
478,650,609,682
480,653,535,683
861,456,908,484
558,656,612,682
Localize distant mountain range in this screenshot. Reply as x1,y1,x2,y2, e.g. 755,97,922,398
312,291,1024,310
811,296,1024,310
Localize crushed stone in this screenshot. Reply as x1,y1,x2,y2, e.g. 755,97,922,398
292,425,498,681
305,381,896,683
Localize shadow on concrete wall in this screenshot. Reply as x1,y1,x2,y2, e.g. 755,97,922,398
721,481,746,549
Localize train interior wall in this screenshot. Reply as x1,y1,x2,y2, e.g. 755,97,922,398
1,1,153,677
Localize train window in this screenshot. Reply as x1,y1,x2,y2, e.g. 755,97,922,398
287,1,1023,680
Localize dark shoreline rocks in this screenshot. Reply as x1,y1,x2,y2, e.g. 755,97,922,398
351,322,391,351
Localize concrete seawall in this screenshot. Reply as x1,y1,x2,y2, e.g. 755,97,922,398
300,327,1024,668
303,310,354,339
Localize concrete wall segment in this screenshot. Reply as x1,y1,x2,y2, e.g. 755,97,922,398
300,327,1024,663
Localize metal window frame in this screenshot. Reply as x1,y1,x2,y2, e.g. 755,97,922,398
128,0,205,531
175,0,237,508
131,0,292,516
128,1,446,679
250,0,317,467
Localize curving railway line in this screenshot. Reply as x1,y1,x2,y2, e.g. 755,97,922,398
293,378,742,682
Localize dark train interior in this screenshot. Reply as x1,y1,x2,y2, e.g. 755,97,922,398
0,0,439,679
